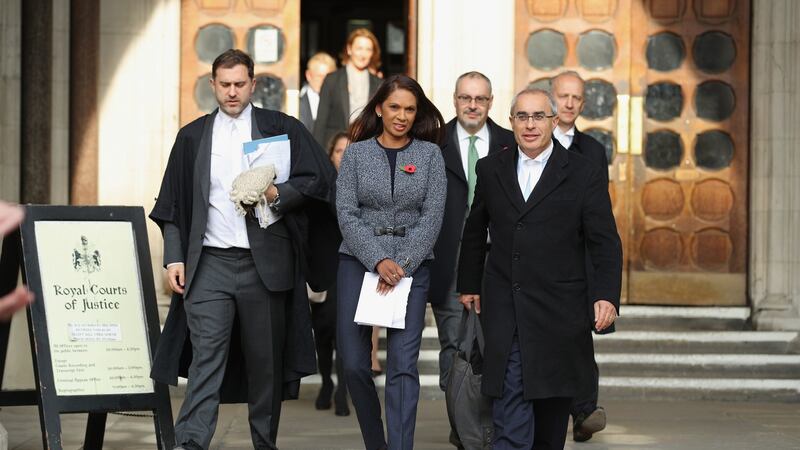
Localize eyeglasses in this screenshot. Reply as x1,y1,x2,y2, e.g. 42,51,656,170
456,95,491,106
512,111,556,123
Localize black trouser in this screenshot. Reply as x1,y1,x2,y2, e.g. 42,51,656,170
310,281,348,399
176,247,286,450
570,359,599,419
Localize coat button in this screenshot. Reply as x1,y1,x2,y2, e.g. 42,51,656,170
513,283,521,292
513,252,520,261
516,222,524,230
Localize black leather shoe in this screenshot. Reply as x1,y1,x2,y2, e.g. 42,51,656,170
315,380,333,410
573,406,607,442
334,387,350,416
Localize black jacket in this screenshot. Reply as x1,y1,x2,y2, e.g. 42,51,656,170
457,141,622,400
563,128,615,333
428,118,515,305
312,67,381,148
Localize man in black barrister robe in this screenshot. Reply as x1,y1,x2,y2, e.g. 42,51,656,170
457,88,622,449
149,49,338,450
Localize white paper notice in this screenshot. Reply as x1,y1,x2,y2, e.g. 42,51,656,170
68,323,122,342
354,273,412,329
254,28,279,63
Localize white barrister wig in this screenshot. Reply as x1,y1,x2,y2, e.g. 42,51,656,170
229,165,276,227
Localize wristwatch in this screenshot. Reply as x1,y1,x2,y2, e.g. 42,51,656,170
268,192,281,212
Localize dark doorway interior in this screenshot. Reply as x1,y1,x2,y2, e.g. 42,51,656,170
300,0,407,78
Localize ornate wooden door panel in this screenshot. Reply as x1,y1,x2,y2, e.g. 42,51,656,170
180,0,300,126
515,0,749,305
627,0,749,305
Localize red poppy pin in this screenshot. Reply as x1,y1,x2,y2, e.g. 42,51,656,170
401,164,417,174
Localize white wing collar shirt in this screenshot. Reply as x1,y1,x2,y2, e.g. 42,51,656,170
456,121,490,177
205,103,253,249
517,140,553,201
553,125,575,150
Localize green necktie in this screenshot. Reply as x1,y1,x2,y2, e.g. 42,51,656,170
467,135,479,207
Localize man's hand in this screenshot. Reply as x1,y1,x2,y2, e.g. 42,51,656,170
167,263,185,295
376,259,405,286
0,286,34,321
459,294,481,314
265,184,279,203
594,300,617,332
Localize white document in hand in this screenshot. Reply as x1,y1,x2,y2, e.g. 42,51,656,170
241,134,292,227
354,272,413,329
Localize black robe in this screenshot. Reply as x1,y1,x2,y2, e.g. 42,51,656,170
149,106,340,402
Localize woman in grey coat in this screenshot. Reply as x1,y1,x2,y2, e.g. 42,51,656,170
336,74,446,450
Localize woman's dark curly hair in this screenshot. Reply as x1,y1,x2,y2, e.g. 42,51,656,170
348,74,445,147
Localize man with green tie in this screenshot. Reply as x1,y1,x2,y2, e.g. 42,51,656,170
429,72,516,395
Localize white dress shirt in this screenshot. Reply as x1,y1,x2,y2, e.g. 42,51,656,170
517,141,554,201
456,121,490,178
307,88,321,121
205,103,253,249
553,125,575,150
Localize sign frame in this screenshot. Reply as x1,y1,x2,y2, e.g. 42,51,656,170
0,205,174,449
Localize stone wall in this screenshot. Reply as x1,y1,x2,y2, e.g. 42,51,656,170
750,0,800,330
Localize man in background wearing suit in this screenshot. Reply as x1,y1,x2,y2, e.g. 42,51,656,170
458,88,622,449
299,52,336,132
150,49,336,450
551,70,612,442
429,72,515,394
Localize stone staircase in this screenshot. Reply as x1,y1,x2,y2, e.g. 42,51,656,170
305,305,800,403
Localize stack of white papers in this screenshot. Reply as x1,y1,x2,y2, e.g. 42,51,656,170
241,134,292,228
354,272,413,329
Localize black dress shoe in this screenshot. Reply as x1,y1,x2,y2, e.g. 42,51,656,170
334,387,350,416
573,406,607,442
315,380,333,410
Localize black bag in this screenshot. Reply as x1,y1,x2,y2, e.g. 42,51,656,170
445,308,493,449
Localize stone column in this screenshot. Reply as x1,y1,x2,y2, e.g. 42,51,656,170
98,0,180,312
750,0,800,330
69,0,99,205
0,1,21,203
20,0,52,204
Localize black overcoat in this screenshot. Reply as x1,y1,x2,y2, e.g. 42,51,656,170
428,118,515,305
565,128,617,334
149,106,339,402
456,141,622,400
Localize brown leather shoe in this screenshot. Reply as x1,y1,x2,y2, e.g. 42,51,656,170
573,407,607,442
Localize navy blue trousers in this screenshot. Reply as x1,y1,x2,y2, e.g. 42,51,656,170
493,336,572,450
337,255,430,450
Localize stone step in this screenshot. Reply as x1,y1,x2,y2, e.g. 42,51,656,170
593,331,800,354
299,375,800,403
596,353,800,379
381,328,800,354
421,305,752,331
614,306,751,331
372,351,800,379
598,377,800,402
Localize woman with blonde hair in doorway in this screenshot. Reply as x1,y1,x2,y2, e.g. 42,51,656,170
313,28,383,149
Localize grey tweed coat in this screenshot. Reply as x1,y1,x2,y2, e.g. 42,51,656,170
336,137,447,274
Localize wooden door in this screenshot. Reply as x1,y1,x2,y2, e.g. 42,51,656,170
180,0,300,126
515,0,749,305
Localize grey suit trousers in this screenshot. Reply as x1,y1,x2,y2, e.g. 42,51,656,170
175,247,286,450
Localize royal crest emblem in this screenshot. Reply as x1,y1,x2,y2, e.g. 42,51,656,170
72,235,102,274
